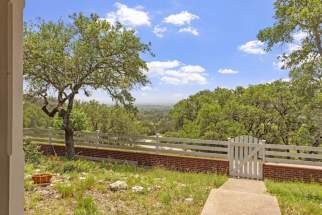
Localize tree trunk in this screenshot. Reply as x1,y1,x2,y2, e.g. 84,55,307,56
61,95,75,159
64,125,75,159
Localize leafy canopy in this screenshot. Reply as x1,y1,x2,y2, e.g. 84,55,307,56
24,13,151,113
257,0,321,80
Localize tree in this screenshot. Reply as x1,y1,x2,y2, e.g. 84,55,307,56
257,0,321,80
24,13,151,159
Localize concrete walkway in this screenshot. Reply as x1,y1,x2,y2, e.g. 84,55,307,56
201,178,281,215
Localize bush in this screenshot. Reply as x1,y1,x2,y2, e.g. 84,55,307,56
23,139,43,164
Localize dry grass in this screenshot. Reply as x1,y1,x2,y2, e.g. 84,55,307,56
25,157,227,215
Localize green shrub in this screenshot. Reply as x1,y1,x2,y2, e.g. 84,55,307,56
24,179,36,191
54,175,96,199
78,176,95,191
74,196,99,215
54,183,74,198
23,139,43,164
62,160,95,173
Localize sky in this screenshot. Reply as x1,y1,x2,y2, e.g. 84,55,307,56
24,0,293,105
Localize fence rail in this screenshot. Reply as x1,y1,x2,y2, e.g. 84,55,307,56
23,128,322,167
23,128,228,159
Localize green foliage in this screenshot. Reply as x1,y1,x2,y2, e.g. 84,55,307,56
168,81,322,146
24,13,151,158
54,175,95,199
23,100,53,128
266,180,322,215
53,108,90,131
23,139,43,164
258,0,321,77
61,160,96,173
54,183,74,198
74,196,99,215
25,157,228,214
24,13,150,109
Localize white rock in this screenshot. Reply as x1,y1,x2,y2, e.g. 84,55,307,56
132,186,144,193
147,185,161,192
25,174,32,180
178,183,187,188
38,189,50,196
185,197,193,203
109,180,128,191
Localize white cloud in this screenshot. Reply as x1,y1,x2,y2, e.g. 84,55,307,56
160,76,182,85
147,60,207,85
178,27,199,36
105,2,151,27
287,31,308,52
293,31,308,42
140,86,153,91
163,11,199,26
273,60,285,70
180,65,205,73
239,40,265,55
153,25,167,38
147,60,182,75
262,78,290,84
217,68,239,74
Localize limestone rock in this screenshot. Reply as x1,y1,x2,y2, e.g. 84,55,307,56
132,186,144,193
185,197,193,203
109,180,128,191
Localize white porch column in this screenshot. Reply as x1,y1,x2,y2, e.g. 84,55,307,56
0,0,25,214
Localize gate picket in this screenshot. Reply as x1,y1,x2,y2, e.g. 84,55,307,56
229,136,264,180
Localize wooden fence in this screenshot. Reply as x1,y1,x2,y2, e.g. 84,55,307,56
23,128,322,168
23,128,228,159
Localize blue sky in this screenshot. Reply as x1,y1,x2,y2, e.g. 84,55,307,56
24,0,291,105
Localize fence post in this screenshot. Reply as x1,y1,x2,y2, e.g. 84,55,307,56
262,140,266,163
48,127,57,156
48,127,53,145
228,138,232,176
156,133,160,152
96,130,100,148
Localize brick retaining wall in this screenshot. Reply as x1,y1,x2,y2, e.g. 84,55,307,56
39,144,322,183
263,163,322,183
40,144,229,174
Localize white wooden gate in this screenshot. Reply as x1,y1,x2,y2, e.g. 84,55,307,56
228,136,265,180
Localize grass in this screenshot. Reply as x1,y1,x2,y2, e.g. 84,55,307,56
265,180,322,215
24,157,227,215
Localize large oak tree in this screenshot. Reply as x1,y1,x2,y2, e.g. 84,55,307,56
24,13,151,159
257,0,321,80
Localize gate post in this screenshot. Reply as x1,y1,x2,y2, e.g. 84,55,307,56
228,138,232,176
262,140,266,163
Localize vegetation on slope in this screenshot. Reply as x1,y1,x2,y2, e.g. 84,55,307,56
166,80,322,146
24,157,227,215
266,180,322,215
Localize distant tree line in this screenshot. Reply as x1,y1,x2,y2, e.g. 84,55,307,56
165,80,322,147
23,97,170,136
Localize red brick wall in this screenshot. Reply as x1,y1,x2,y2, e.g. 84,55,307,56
40,144,229,175
39,144,322,183
263,163,322,183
